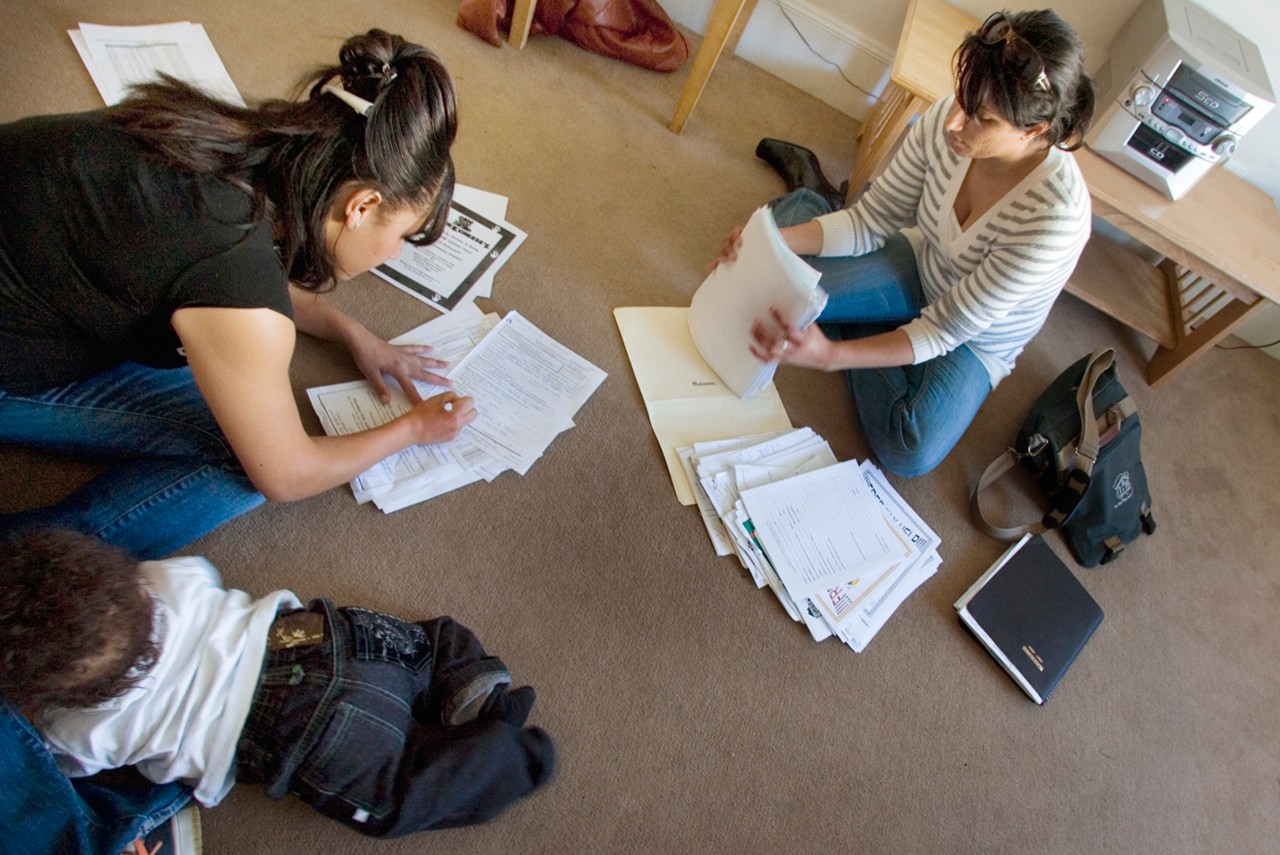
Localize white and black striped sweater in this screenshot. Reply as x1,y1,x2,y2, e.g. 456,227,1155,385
816,96,1092,386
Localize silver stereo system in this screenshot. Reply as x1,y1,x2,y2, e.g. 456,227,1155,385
1085,0,1273,200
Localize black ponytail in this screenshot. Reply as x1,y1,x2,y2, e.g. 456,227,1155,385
107,29,459,289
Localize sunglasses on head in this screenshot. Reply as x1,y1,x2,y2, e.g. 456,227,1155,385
978,12,1051,93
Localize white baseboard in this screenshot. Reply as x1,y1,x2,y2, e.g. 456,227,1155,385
664,0,894,122
734,0,893,122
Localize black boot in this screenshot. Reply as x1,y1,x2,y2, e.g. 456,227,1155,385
755,138,846,210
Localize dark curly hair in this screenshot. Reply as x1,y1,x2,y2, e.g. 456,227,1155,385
0,530,158,720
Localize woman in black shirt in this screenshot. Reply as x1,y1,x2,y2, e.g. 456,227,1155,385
0,29,476,557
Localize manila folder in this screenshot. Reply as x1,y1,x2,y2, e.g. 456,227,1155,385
614,306,793,505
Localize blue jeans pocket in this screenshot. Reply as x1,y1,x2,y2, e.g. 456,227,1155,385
295,701,406,821
341,608,433,674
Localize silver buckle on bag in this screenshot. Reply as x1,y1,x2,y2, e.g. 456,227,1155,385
1025,434,1048,457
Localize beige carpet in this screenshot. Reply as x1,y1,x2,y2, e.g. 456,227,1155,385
4,1,1280,852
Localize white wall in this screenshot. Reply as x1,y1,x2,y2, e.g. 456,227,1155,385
661,0,1280,356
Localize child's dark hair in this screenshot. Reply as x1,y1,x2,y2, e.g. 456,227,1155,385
0,530,157,719
954,9,1095,150
106,28,458,289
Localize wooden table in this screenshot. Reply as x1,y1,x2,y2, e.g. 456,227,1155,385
508,0,538,49
843,0,973,200
662,0,967,185
1071,148,1280,386
841,0,1280,387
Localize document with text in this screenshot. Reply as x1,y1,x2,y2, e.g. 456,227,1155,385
308,306,604,508
306,304,497,507
740,460,898,602
375,189,525,312
70,21,243,106
448,312,606,475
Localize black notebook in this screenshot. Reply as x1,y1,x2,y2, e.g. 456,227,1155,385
955,534,1104,704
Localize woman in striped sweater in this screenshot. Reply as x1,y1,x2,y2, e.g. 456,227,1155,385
720,10,1095,476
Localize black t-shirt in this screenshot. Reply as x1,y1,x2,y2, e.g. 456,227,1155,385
0,111,293,394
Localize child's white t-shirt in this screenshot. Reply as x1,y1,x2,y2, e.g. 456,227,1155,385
41,557,301,806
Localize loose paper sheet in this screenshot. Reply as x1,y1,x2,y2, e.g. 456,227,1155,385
375,195,526,312
70,22,243,106
306,305,496,505
307,306,604,507
739,459,898,602
448,312,607,476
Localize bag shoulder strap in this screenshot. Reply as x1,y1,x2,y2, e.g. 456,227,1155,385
1071,349,1115,478
971,348,1116,541
971,448,1047,540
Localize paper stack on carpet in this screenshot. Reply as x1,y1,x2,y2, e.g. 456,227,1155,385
681,428,941,652
308,304,605,513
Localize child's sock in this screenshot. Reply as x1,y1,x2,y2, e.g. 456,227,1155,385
480,684,536,727
522,726,557,787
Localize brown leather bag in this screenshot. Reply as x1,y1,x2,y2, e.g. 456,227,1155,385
457,0,689,72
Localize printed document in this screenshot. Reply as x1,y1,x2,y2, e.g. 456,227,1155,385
375,191,526,312
448,312,606,476
681,426,944,652
739,459,898,603
809,462,941,651
307,305,496,507
308,306,604,507
70,22,243,106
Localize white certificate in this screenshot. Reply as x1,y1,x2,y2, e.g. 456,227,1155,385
376,201,525,312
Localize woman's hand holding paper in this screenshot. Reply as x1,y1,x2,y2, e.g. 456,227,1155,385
749,306,833,370
706,224,745,273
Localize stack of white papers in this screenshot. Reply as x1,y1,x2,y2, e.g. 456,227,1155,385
682,429,942,652
308,304,606,512
687,206,826,399
375,186,526,314
69,22,243,107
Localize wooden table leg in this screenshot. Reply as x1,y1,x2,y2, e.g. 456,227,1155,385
1145,296,1268,387
845,82,924,203
508,0,538,49
668,0,756,135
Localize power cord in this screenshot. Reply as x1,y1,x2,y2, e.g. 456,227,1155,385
776,2,880,102
1216,337,1280,351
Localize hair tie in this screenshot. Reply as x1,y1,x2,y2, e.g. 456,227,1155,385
322,78,374,118
376,63,398,87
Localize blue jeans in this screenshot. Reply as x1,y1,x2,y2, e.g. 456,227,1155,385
0,702,192,854
0,362,264,559
236,601,556,837
770,189,991,476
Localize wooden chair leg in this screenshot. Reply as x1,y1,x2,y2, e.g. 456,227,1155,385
668,0,754,135
845,83,922,203
508,0,538,49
